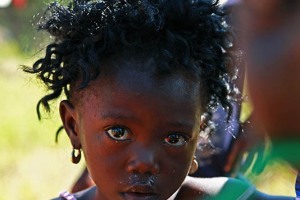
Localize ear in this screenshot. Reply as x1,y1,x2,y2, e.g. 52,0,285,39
188,157,199,175
59,100,81,149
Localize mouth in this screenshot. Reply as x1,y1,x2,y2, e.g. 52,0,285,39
122,192,159,200
121,185,159,200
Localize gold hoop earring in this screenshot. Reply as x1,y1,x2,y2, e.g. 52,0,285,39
188,157,198,175
71,148,81,164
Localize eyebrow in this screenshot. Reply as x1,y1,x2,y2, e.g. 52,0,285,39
100,112,140,122
167,121,195,131
99,112,196,130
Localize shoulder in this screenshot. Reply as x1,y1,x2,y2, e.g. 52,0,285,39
177,176,294,200
176,176,252,199
175,176,232,199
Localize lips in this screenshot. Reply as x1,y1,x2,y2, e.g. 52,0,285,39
122,185,159,200
122,192,159,200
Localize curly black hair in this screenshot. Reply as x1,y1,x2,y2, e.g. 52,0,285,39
24,0,239,137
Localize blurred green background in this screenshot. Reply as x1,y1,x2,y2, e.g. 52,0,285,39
0,0,297,199
0,1,84,199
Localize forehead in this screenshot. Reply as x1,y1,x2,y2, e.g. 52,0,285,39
74,58,202,109
114,67,199,101
76,66,202,129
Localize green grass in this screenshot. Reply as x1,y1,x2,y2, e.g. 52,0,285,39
0,42,84,200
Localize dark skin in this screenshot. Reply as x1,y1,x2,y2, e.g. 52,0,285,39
238,0,300,174
240,0,300,137
56,58,296,200
60,59,203,200
71,168,94,193
233,1,300,198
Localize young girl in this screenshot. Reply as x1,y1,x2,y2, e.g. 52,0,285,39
24,0,293,199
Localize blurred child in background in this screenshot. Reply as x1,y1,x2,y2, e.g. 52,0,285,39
240,0,300,198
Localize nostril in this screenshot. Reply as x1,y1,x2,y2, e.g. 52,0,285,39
126,143,160,174
126,155,160,174
127,160,160,174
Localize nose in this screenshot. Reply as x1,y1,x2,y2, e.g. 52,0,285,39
126,143,160,175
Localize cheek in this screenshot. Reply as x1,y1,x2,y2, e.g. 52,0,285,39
151,139,199,198
81,135,131,189
165,138,198,175
78,123,124,167
82,132,126,163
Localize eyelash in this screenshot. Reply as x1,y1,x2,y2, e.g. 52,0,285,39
105,126,131,141
163,133,188,147
105,126,189,146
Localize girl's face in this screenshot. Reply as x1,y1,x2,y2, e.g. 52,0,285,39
60,64,202,200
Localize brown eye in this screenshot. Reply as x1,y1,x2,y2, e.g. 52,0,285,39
106,127,130,141
164,133,187,146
